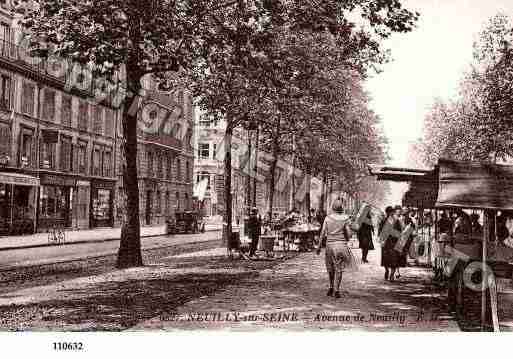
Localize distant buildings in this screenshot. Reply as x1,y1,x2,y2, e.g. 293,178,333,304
192,113,319,222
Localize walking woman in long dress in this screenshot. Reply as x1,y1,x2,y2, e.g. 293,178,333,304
379,206,403,281
357,211,374,263
317,198,358,298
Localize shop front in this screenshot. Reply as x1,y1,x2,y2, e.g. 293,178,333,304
0,172,39,236
38,174,75,231
90,179,114,228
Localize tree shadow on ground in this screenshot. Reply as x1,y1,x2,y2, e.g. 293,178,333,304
0,251,294,332
0,272,256,331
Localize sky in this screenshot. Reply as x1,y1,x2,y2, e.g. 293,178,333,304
364,0,513,204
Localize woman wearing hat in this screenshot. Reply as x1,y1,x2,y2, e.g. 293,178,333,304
317,197,358,298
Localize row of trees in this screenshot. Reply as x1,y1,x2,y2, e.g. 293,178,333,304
413,13,513,167
15,0,418,268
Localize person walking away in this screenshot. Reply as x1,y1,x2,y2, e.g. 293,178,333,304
316,198,358,298
399,213,417,268
357,211,374,263
379,206,403,282
434,211,452,280
248,207,262,258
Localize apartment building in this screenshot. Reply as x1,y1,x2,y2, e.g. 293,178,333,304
0,4,193,236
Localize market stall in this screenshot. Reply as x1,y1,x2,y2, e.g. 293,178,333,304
370,158,513,331
282,223,320,252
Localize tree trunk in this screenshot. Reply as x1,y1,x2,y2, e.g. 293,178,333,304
267,138,280,217
305,164,311,222
224,124,234,249
289,134,296,211
117,73,143,269
320,171,327,212
252,126,259,208
245,128,252,213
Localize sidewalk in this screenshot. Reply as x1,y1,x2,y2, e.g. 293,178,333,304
0,243,463,331
0,223,222,252
132,246,461,331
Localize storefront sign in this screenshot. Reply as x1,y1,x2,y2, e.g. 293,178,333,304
40,174,76,187
0,172,39,186
41,129,59,144
91,180,115,189
76,180,90,187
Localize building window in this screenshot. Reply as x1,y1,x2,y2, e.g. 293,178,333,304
157,152,163,178
156,190,161,214
165,191,170,215
61,95,72,127
19,127,34,168
176,158,181,181
78,100,88,131
93,106,103,135
103,149,112,177
0,74,11,110
21,81,35,116
40,142,56,169
199,114,219,128
185,129,192,149
42,88,56,122
104,108,114,137
213,144,217,159
184,193,189,211
0,122,11,160
77,140,88,174
167,156,173,180
39,185,69,222
59,136,73,172
92,146,101,176
185,160,190,182
198,143,209,159
197,172,211,191
92,188,112,224
175,191,180,210
147,151,154,177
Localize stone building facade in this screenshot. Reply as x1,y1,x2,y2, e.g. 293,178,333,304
0,3,193,236
0,5,119,235
114,82,194,228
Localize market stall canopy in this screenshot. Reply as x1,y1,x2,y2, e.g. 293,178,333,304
436,158,513,210
368,164,431,182
0,172,39,186
402,170,438,208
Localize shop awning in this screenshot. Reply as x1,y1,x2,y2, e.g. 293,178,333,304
402,182,438,208
193,178,209,201
402,171,438,208
368,164,431,182
436,158,513,210
0,172,39,186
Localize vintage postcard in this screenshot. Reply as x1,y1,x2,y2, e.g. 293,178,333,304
1,0,513,356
